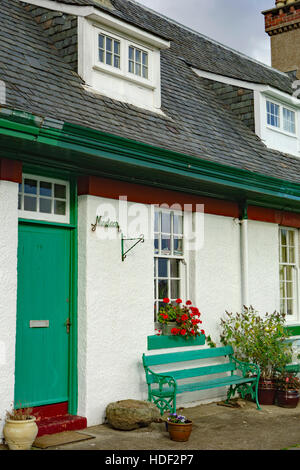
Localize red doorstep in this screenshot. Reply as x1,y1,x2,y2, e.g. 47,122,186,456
31,402,87,437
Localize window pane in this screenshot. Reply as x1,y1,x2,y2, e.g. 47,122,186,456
99,49,104,63
173,215,183,235
171,280,180,299
161,212,171,233
40,181,52,197
170,259,180,278
289,247,295,264
142,66,148,79
129,60,134,73
287,299,293,316
98,34,104,49
18,195,22,210
114,56,120,68
106,52,112,65
281,229,287,246
114,40,120,55
106,37,112,52
24,196,37,211
158,258,168,277
129,46,134,60
283,108,296,134
142,52,148,66
154,211,160,232
281,246,287,263
54,184,66,199
24,179,37,195
288,230,295,247
54,200,66,215
135,63,141,76
40,198,52,214
154,234,159,254
158,280,168,299
174,237,183,255
135,49,141,63
161,235,171,253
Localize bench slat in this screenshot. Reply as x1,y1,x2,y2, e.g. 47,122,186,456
150,375,256,397
143,346,233,367
162,362,236,380
147,362,236,383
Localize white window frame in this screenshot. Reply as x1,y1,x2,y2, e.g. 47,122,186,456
266,99,297,137
94,25,153,87
279,226,299,323
154,208,187,319
18,174,70,224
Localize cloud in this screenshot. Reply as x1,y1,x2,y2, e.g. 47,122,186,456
135,0,273,65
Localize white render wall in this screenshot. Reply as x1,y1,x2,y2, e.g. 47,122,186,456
0,181,19,437
77,198,283,421
77,195,154,425
247,220,280,314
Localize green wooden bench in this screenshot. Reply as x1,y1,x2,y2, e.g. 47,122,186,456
142,345,261,415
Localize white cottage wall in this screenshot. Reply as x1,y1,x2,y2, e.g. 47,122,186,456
77,199,285,422
77,194,154,426
247,220,280,314
0,181,18,437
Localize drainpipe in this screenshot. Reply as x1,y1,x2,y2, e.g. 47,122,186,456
240,202,249,308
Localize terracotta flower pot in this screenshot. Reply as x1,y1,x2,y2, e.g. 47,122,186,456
257,378,276,405
167,421,193,442
276,390,300,408
3,416,38,450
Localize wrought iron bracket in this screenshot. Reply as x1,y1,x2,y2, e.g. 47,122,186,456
121,233,144,261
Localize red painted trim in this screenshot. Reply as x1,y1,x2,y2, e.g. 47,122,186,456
248,206,300,228
0,158,22,183
78,175,240,217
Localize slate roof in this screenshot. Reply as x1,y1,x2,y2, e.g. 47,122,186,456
1,0,300,185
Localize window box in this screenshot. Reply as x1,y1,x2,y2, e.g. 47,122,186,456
147,334,205,350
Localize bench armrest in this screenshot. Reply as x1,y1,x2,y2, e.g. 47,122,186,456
231,356,260,379
144,367,177,393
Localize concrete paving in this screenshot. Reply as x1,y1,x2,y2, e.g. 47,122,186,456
39,399,300,451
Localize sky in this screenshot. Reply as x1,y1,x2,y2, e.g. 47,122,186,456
136,0,274,66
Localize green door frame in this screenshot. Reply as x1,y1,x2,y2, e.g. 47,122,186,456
17,165,78,415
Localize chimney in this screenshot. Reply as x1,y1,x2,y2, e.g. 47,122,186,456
262,0,300,78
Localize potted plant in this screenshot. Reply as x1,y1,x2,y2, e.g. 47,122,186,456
166,413,193,442
275,372,300,408
219,307,293,405
158,298,205,338
3,407,38,450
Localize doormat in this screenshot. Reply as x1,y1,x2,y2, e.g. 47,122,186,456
33,431,95,449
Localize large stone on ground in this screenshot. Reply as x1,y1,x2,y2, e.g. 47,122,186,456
106,399,160,431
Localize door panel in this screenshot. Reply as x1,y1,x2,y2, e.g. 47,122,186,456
15,223,71,408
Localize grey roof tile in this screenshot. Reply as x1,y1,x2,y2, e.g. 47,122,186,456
0,0,300,186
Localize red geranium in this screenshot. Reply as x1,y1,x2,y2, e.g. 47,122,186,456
163,297,170,304
176,298,182,304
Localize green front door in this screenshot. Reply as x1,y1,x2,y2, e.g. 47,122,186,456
15,223,71,408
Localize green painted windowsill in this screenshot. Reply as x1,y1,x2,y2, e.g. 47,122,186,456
285,324,300,336
147,334,206,350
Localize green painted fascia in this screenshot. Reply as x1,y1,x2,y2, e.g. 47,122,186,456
2,108,300,206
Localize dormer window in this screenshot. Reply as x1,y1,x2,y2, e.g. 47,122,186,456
266,99,296,135
78,13,170,112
